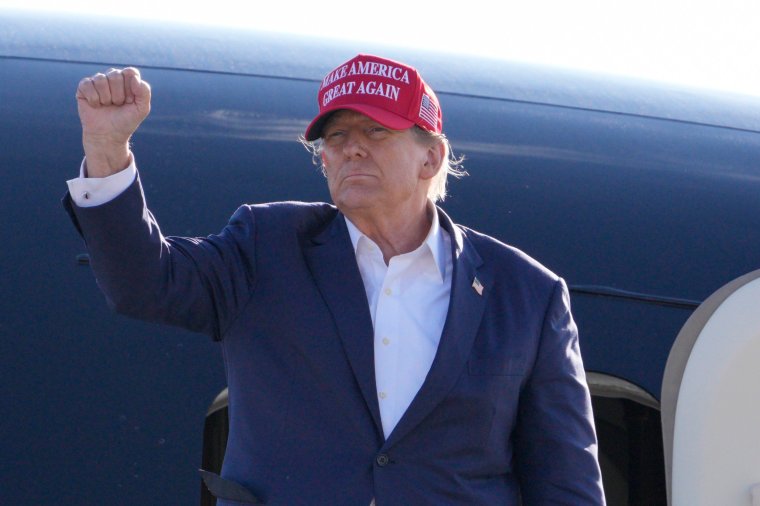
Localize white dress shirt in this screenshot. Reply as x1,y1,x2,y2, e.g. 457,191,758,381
346,213,452,439
67,158,454,440
66,158,137,207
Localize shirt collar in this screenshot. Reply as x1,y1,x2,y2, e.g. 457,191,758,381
344,206,447,282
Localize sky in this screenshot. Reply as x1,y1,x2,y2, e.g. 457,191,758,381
3,0,760,97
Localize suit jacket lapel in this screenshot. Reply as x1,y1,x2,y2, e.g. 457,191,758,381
384,207,489,449
301,214,384,434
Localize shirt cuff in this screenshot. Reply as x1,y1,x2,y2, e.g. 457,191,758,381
66,156,137,208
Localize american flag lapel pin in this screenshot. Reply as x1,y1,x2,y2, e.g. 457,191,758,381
472,277,484,296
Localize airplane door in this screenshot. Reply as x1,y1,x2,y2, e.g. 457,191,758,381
661,269,760,506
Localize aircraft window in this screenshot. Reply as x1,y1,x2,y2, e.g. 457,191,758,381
593,395,666,505
201,389,229,506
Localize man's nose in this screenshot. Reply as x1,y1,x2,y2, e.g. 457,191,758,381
342,130,367,158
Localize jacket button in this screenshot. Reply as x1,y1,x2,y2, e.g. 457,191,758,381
376,454,390,467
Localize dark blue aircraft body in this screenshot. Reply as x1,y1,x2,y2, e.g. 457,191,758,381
1,9,759,505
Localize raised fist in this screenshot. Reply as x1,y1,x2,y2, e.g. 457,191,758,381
76,67,151,176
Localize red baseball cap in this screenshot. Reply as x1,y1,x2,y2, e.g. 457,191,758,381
304,54,443,141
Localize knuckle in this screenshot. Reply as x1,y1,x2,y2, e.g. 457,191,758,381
123,66,140,76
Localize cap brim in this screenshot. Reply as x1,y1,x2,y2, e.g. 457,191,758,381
304,104,415,141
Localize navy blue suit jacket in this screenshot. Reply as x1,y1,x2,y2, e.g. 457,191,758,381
65,174,605,505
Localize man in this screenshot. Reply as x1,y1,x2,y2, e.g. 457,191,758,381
65,54,605,505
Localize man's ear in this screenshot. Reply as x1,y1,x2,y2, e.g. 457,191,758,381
421,142,445,180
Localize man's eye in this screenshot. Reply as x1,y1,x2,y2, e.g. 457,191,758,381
325,131,344,141
368,127,388,135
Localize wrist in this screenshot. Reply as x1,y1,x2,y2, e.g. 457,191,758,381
82,138,131,177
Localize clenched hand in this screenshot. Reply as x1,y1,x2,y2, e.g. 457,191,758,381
76,67,151,177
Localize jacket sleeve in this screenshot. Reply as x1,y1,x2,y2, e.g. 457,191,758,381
513,278,606,505
63,172,257,340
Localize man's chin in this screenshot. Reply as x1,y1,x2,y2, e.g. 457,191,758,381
332,189,379,215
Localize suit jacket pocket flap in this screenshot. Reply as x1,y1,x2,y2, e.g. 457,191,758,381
199,469,263,504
